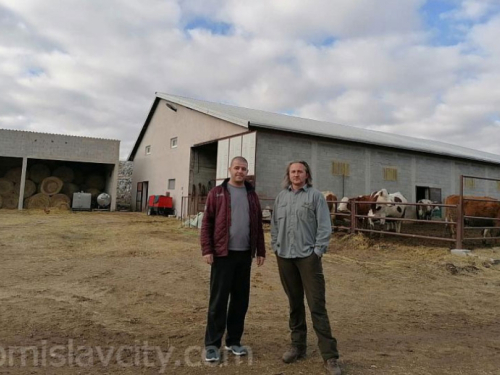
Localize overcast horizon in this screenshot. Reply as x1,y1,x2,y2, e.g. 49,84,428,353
1,0,500,160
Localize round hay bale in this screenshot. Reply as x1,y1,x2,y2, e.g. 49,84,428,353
61,183,80,198
0,195,3,209
85,188,101,201
30,164,51,183
2,192,19,209
40,176,64,195
4,167,27,185
0,178,14,196
50,194,71,210
26,193,50,209
73,169,84,185
86,175,105,190
53,166,74,183
23,179,37,198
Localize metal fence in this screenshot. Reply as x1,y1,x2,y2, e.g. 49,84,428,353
180,175,500,248
331,175,500,249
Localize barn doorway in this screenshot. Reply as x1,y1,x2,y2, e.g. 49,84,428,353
135,181,149,212
416,186,442,218
188,142,217,216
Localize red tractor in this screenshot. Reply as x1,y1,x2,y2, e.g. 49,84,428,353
147,195,174,216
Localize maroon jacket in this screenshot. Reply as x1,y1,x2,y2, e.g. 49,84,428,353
200,179,266,258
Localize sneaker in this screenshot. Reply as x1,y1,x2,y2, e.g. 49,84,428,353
282,346,306,363
224,345,248,356
324,358,341,375
204,347,220,362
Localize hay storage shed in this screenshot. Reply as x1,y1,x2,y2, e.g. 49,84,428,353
0,129,120,211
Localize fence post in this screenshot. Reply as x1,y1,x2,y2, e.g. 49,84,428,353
350,200,356,234
456,175,464,249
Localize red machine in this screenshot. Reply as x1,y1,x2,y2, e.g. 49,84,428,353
147,195,174,216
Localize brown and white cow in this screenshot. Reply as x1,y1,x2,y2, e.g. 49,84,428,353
337,192,378,229
368,189,408,233
444,195,500,241
321,191,337,222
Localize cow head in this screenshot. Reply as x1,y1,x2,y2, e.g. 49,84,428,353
338,197,350,212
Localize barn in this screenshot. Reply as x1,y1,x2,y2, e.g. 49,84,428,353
128,93,500,216
0,129,120,211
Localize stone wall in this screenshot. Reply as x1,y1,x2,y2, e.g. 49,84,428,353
117,161,133,210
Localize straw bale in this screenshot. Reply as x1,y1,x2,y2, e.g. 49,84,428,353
2,192,19,209
0,178,14,195
86,175,105,190
40,177,64,195
50,194,71,210
53,166,74,183
30,164,51,183
26,193,50,209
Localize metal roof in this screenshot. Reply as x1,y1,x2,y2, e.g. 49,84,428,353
147,93,500,165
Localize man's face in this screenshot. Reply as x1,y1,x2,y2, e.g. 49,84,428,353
289,163,308,187
229,159,249,183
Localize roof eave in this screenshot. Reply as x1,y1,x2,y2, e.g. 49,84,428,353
249,122,500,166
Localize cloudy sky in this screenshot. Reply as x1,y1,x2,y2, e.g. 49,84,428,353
1,0,500,160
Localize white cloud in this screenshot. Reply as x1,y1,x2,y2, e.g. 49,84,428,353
0,0,499,160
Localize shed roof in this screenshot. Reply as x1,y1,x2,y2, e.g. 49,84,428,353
129,93,500,165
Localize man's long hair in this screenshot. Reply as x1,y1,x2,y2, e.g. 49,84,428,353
282,160,313,189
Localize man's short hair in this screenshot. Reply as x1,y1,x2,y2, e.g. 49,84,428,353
230,156,248,166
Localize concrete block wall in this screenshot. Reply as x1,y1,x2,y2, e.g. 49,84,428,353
255,132,312,200
0,129,119,164
255,130,500,204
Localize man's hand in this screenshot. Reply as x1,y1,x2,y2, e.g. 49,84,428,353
203,254,214,265
256,256,265,267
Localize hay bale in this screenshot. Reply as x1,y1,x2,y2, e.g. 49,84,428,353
40,176,64,195
4,167,27,185
2,192,19,209
53,166,74,183
86,175,105,190
85,188,101,201
30,164,51,183
0,178,14,196
26,193,50,209
61,183,80,198
73,169,84,185
23,179,37,198
50,194,71,210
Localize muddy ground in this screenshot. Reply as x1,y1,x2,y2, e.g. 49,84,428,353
1,210,500,375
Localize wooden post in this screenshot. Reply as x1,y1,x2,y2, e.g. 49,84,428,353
350,200,356,234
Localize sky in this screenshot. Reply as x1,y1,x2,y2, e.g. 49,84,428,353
1,0,500,160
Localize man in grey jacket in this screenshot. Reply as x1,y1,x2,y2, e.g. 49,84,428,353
271,160,341,375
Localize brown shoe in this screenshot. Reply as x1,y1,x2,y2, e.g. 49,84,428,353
324,358,341,375
282,346,306,363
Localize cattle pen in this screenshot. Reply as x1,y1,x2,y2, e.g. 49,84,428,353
331,175,500,250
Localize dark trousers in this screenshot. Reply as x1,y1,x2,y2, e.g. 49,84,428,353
205,250,252,348
277,253,339,360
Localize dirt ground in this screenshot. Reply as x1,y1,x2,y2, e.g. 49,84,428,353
1,210,500,375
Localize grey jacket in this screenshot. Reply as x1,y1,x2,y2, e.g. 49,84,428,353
271,185,332,258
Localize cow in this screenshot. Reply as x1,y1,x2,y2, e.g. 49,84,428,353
321,191,337,223
416,199,438,221
368,189,408,233
444,195,500,243
337,192,378,229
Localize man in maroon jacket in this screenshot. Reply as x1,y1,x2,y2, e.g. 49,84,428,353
201,156,266,362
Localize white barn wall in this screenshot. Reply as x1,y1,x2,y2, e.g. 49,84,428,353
131,100,246,213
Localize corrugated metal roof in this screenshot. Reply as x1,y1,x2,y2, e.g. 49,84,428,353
0,128,120,142
156,93,500,165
